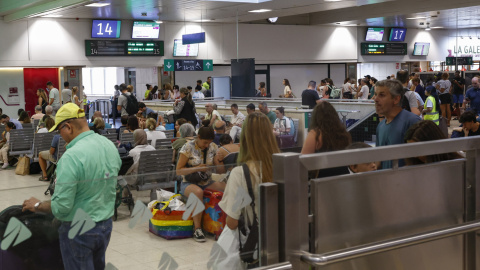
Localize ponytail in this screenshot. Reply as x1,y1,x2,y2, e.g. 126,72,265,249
187,92,193,105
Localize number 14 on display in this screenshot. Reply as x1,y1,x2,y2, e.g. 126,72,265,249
97,23,113,36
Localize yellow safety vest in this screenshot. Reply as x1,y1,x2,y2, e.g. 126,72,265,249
423,96,439,125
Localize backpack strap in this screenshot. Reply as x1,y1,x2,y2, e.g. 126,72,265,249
242,164,257,216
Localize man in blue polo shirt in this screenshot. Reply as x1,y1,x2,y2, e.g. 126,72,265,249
375,79,419,169
465,77,480,115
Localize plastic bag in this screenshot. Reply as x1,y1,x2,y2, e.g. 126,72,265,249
210,226,243,270
156,189,175,201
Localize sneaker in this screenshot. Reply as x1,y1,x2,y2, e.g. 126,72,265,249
193,228,206,242
1,163,8,169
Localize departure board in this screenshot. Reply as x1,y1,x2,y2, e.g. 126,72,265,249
127,41,163,56
85,40,164,56
361,43,407,55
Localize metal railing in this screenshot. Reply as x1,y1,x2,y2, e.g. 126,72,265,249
252,262,293,270
270,136,480,269
301,220,480,266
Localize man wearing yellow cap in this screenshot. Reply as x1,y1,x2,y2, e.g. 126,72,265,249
22,103,121,270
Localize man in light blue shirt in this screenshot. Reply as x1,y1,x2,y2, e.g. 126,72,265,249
0,114,23,129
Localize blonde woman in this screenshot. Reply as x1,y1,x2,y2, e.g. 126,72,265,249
145,118,166,147
217,113,280,265
71,86,81,106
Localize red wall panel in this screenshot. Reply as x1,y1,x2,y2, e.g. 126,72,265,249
23,68,59,115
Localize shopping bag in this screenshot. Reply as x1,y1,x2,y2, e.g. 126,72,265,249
149,196,193,240
211,226,243,270
15,157,30,176
276,135,295,148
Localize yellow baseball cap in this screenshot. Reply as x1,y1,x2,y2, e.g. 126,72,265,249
49,103,86,132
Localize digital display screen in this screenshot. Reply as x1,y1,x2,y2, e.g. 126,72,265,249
127,41,163,56
182,32,206,45
85,40,164,56
361,43,407,55
132,21,160,39
365,28,385,41
413,42,430,56
173,39,199,57
389,28,407,42
91,20,121,38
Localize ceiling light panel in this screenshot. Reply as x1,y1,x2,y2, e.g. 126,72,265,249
85,3,111,7
248,9,272,13
204,0,270,2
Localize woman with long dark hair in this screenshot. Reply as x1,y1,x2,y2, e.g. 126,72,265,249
283,79,293,97
147,85,158,100
173,87,198,127
302,101,352,177
302,101,351,154
404,120,462,165
37,88,49,114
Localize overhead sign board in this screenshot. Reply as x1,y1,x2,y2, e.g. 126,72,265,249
164,59,213,72
361,43,407,55
446,57,473,65
85,40,164,56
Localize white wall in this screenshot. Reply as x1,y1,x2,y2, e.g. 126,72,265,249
269,65,329,97
136,67,158,100
0,19,359,67
357,63,399,81
174,66,231,89
0,69,25,117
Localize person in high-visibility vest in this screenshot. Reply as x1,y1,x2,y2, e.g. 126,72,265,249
422,87,440,125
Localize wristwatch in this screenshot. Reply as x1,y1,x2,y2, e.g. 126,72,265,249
34,201,41,210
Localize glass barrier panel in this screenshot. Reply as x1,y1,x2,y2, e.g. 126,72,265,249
0,161,262,270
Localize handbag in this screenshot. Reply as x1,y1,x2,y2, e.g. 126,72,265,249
185,148,209,184
15,156,30,176
276,119,295,149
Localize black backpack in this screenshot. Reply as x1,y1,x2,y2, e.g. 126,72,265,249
123,93,139,116
238,164,259,265
401,88,412,112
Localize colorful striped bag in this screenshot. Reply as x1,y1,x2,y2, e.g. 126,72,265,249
149,195,193,240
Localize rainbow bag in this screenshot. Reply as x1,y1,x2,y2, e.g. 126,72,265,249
149,195,193,240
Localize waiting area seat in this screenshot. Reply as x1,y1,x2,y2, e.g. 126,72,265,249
154,138,172,150
102,133,118,144
32,133,55,161
120,132,134,145
9,129,34,156
136,149,175,201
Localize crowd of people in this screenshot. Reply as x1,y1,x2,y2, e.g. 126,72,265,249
0,71,478,269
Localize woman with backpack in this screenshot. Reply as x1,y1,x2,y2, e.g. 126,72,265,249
217,112,280,267
173,87,199,128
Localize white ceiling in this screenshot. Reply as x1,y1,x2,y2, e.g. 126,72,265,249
0,0,480,30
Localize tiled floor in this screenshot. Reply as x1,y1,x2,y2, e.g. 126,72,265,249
0,169,215,270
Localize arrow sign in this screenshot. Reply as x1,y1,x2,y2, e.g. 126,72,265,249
167,59,213,72
164,59,174,71
203,60,213,71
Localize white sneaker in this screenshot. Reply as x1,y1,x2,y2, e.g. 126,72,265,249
1,163,9,169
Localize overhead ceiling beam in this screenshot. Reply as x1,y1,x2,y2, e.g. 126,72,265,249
309,0,480,25
0,0,45,14
4,0,91,22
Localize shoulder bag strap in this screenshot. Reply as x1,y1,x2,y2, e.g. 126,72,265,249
242,164,257,217
202,148,208,164
220,146,231,154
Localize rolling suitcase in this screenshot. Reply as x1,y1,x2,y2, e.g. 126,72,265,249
202,189,227,240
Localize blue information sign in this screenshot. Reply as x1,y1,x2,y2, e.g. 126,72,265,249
388,28,406,42
91,20,121,38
